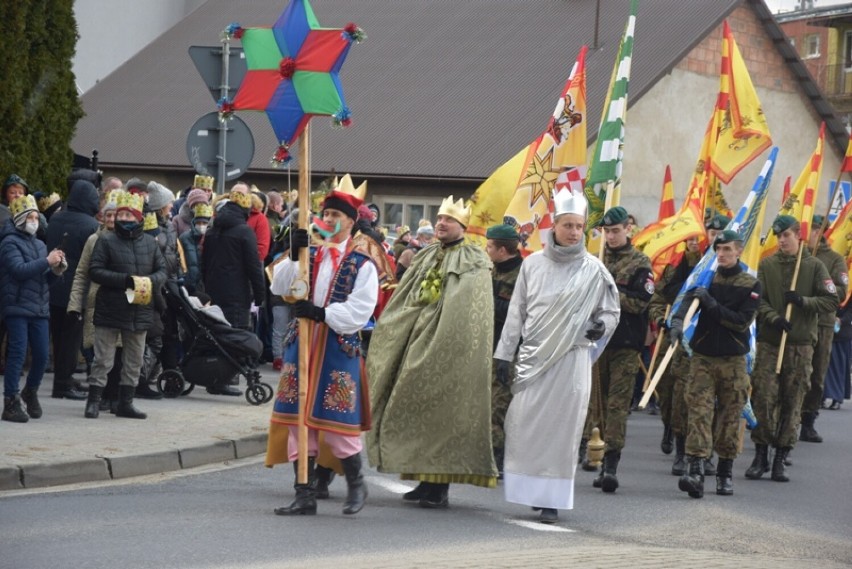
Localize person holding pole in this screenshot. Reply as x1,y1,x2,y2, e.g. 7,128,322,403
669,230,760,498
268,181,378,517
746,214,837,482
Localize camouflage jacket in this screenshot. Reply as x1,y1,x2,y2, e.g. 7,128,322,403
604,241,653,351
649,249,701,324
814,241,848,328
492,254,523,350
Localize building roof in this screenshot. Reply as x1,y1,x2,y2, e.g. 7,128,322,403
73,0,843,181
774,2,852,24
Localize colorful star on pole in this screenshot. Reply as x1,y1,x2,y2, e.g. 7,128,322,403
222,0,365,165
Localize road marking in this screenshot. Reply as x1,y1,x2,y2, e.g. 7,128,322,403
366,476,414,494
504,519,575,533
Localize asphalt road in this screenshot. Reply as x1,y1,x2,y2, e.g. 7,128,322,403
2,410,850,569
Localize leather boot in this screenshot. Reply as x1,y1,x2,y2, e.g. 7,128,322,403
340,453,367,515
799,412,823,443
678,455,704,498
419,482,449,508
538,508,558,524
580,436,598,472
51,382,87,400
593,464,604,488
671,435,686,476
2,395,29,423
403,482,428,502
660,424,674,455
275,459,317,515
703,452,716,476
716,458,733,496
115,385,147,419
771,447,790,482
84,386,103,419
601,450,620,493
313,465,335,499
135,380,163,400
493,446,505,479
745,443,769,479
20,386,42,419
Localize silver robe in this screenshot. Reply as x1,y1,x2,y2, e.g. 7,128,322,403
494,234,619,510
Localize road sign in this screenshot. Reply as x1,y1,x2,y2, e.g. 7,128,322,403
186,112,254,182
189,45,248,103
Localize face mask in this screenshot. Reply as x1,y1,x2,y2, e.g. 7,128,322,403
196,224,208,235
312,217,341,240
117,220,139,233
23,221,38,235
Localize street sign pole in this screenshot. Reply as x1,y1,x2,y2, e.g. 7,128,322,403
217,38,231,195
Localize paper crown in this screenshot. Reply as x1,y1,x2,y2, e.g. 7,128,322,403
437,195,471,227
10,194,38,219
193,175,215,191
37,192,61,212
125,276,153,306
116,192,144,214
143,212,159,231
552,188,587,219
332,173,367,201
192,203,213,219
105,189,125,208
229,190,252,209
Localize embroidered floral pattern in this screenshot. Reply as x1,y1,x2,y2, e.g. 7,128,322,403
277,363,298,404
337,333,362,358
323,370,357,413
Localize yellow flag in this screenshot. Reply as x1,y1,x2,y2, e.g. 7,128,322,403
466,145,531,247
826,199,852,305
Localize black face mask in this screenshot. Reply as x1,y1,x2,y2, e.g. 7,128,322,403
115,220,140,237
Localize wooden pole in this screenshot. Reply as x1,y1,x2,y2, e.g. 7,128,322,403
296,124,311,485
643,304,671,391
775,240,805,374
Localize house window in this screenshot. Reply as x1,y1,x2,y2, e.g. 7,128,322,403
375,195,443,233
804,33,820,58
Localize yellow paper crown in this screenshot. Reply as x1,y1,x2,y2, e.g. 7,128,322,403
437,195,471,227
116,192,144,213
143,211,159,231
105,189,125,207
37,192,61,212
332,173,367,201
229,190,252,209
10,195,38,219
126,276,153,305
192,203,213,219
193,175,215,191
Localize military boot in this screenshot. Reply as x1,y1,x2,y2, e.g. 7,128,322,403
771,447,790,482
275,459,317,515
744,443,769,479
20,386,42,419
340,453,367,515
2,395,29,423
799,412,823,443
84,386,103,419
716,458,733,496
580,436,598,472
678,455,704,499
115,385,146,419
313,465,335,499
671,435,686,476
600,450,621,493
592,463,604,488
703,452,716,476
660,424,674,455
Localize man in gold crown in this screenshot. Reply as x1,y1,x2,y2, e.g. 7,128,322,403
367,195,498,509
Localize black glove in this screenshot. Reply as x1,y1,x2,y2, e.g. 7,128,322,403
694,287,718,311
585,320,605,341
67,311,82,322
289,228,310,261
772,316,792,333
125,275,135,289
293,300,325,322
656,317,669,331
784,290,803,307
669,318,684,345
495,359,511,388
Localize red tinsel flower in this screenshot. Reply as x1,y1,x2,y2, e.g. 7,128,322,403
220,101,233,113
341,118,352,127
233,28,244,39
273,146,291,163
344,22,358,35
279,57,297,79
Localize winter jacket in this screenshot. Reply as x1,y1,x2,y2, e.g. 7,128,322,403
89,224,166,332
155,214,179,278
603,240,654,351
45,179,100,308
0,220,55,319
172,201,193,238
178,225,204,294
247,209,271,262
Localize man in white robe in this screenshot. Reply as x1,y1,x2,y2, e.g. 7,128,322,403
494,188,620,524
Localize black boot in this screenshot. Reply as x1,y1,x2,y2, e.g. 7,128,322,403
115,385,147,419
745,443,769,479
593,464,604,488
671,435,686,476
51,381,87,400
678,455,704,499
601,450,620,493
703,452,716,476
403,482,428,502
660,424,674,455
313,465,335,499
580,437,598,472
493,446,505,479
538,508,558,524
2,395,29,423
419,482,449,508
20,386,42,419
340,453,367,515
84,386,103,419
275,460,317,515
135,380,163,400
716,458,733,496
799,412,823,443
771,447,790,482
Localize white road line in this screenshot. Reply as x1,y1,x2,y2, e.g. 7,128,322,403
366,475,415,494
503,519,575,533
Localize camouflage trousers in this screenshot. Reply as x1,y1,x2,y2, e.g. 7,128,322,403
751,342,813,449
655,338,690,435
491,358,515,452
585,347,640,453
802,326,834,414
685,353,749,460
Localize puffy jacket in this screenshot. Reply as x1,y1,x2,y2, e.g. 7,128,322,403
45,179,100,307
155,214,179,278
89,224,166,331
0,220,54,319
178,225,204,294
247,209,271,261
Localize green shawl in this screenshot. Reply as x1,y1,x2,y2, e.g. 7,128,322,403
367,240,497,484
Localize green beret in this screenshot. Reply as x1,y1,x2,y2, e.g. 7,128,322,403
601,206,629,227
771,214,798,235
705,213,731,231
713,229,743,250
812,214,825,228
486,223,519,240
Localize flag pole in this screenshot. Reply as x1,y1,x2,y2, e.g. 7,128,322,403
811,168,845,255
296,124,312,485
597,180,615,261
639,298,699,408
775,240,805,374
643,304,671,391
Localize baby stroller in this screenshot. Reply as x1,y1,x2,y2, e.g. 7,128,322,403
157,280,274,405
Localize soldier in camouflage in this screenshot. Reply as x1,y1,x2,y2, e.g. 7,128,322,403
746,215,838,482
486,224,524,477
670,230,760,498
799,215,848,443
589,206,653,493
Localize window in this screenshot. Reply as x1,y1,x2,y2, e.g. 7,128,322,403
804,33,820,58
845,31,852,68
374,195,443,233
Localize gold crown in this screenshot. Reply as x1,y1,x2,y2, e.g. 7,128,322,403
126,276,153,306
37,193,61,212
10,195,38,219
193,175,215,191
437,195,471,227
116,192,144,213
229,190,252,209
192,203,213,219
332,174,367,201
143,212,159,231
105,189,125,208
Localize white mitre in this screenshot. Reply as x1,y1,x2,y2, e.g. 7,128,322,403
552,188,587,219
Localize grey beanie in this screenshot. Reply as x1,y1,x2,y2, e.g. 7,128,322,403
147,181,175,211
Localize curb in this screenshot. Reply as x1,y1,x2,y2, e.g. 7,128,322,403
0,433,268,491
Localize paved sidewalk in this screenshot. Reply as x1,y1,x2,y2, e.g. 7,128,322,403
0,367,278,491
